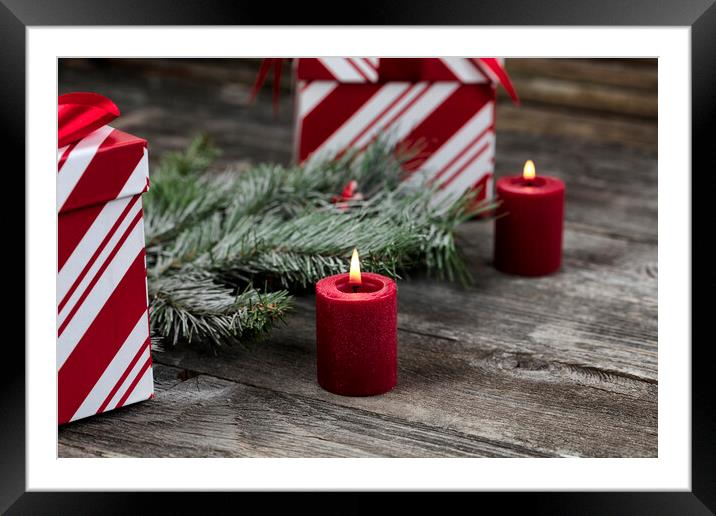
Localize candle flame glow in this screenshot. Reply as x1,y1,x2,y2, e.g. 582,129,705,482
523,159,536,181
349,248,362,286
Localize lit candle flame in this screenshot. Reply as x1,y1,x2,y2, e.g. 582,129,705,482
349,248,362,287
523,159,536,181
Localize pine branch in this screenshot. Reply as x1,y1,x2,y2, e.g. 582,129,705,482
208,187,483,288
144,135,495,350
148,271,291,352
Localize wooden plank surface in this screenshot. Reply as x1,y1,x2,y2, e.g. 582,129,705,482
57,58,658,458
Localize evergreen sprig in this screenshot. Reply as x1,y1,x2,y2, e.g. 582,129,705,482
150,271,290,350
144,136,495,351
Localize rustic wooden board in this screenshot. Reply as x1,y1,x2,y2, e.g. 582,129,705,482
59,364,548,458
494,132,657,242
57,58,658,458
496,104,658,151
506,58,658,92
500,72,657,118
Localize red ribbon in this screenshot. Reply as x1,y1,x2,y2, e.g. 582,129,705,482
247,58,285,117
58,92,120,148
471,58,519,105
248,58,519,114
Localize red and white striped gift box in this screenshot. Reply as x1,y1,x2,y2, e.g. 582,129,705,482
57,93,153,425
293,58,517,206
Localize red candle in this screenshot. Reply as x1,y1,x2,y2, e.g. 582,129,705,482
494,160,565,276
315,249,397,396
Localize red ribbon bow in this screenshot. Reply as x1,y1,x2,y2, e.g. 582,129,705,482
248,58,519,115
58,92,120,148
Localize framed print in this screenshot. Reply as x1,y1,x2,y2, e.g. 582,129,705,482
5,0,713,512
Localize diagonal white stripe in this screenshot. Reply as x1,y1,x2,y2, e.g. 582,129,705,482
372,82,460,143
408,130,493,192
57,198,143,328
123,365,154,407
472,59,499,85
57,125,114,211
57,220,145,370
433,132,494,189
57,196,132,305
299,81,338,119
431,139,495,207
117,148,149,198
318,57,364,82
350,58,379,82
441,58,489,83
366,57,379,67
69,311,149,422
120,364,154,409
350,83,429,149
117,364,154,411
309,82,459,164
57,146,69,161
406,101,494,186
308,82,412,161
486,169,495,199
105,347,152,412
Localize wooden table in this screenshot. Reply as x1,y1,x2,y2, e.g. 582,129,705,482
58,59,657,458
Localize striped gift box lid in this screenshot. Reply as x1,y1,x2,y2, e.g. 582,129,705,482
57,93,149,214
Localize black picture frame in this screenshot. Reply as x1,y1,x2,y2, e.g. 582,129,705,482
5,0,712,512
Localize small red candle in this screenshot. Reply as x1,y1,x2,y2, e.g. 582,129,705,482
494,160,565,276
316,249,397,396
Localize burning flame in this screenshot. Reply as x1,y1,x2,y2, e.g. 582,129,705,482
523,159,536,181
349,248,362,286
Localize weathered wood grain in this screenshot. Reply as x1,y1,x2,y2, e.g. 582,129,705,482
496,103,658,151
144,292,655,457
506,58,657,91
59,364,548,458
407,224,657,379
499,74,657,118
494,132,657,242
57,58,658,459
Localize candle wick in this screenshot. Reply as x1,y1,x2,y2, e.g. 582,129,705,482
352,285,359,293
